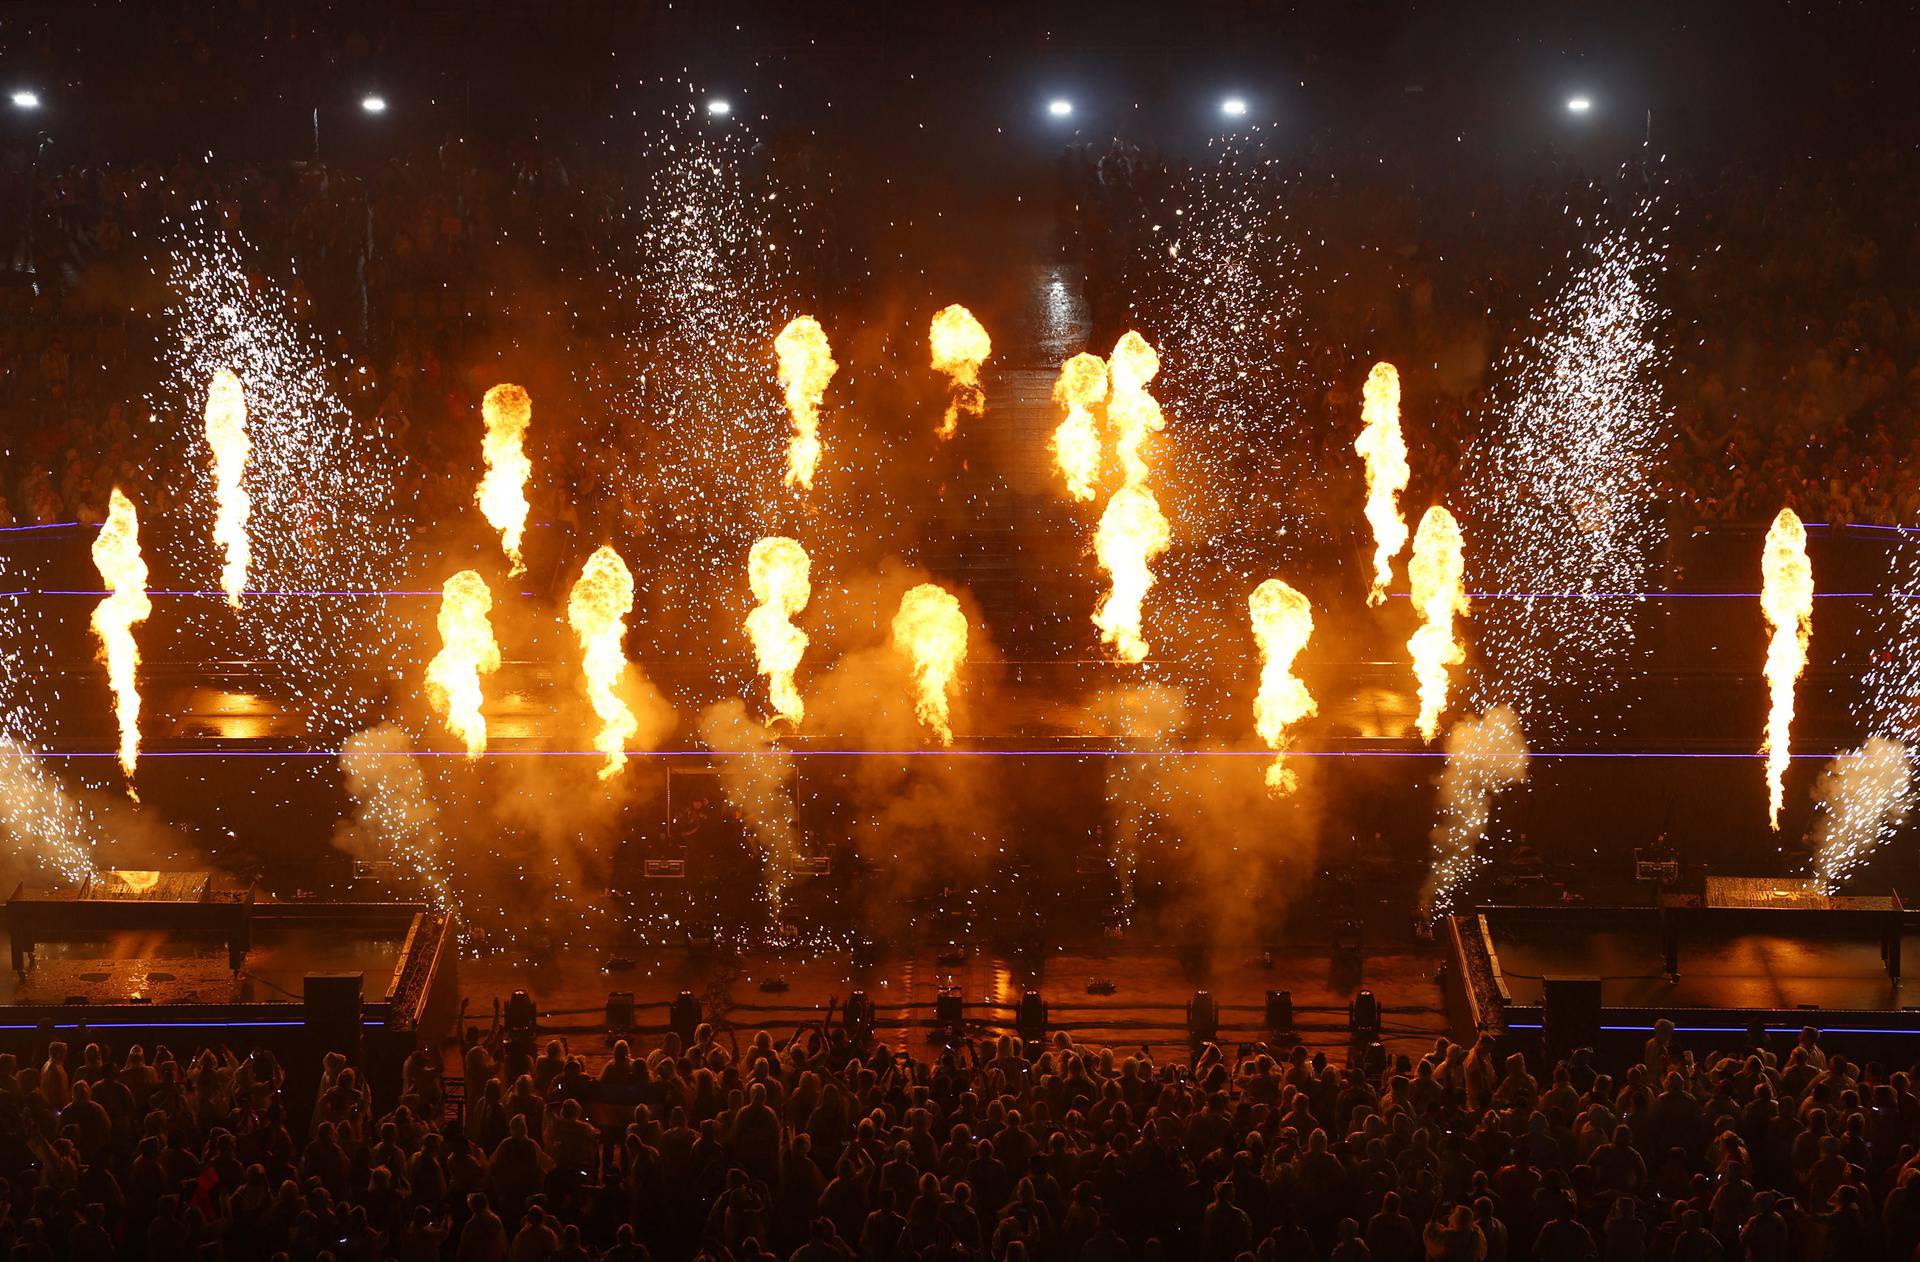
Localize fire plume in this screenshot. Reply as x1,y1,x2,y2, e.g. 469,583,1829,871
90,488,151,787
203,367,250,605
1408,505,1469,741
774,316,836,492
1761,506,1813,830
891,582,969,745
1093,484,1171,663
425,569,502,759
746,536,812,725
1248,578,1317,793
477,384,533,576
1106,332,1165,486
929,304,991,439
1355,361,1411,605
1051,352,1108,501
567,545,640,780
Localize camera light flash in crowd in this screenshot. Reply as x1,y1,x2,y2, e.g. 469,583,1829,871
567,546,641,781
774,316,836,492
1761,507,1813,830
1051,352,1109,502
360,95,387,114
1047,99,1073,118
706,98,732,117
9,91,39,110
1220,97,1249,117
203,368,251,606
1566,96,1592,114
476,385,533,576
1248,579,1316,794
90,489,151,791
1408,506,1469,741
1355,361,1410,607
890,582,969,746
1093,484,1171,664
425,570,502,759
745,537,812,726
928,304,992,439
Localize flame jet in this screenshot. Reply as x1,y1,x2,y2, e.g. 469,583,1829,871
1761,507,1813,830
477,384,533,575
1249,578,1317,793
774,316,836,492
891,582,969,745
1408,505,1469,741
567,546,640,781
203,368,250,605
90,489,151,789
1051,352,1108,501
929,304,991,439
1106,332,1165,486
746,537,812,725
1093,484,1171,664
425,569,502,759
1355,362,1411,605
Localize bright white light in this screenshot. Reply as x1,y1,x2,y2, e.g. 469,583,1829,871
1047,98,1073,118
10,91,39,110
706,98,732,117
1221,97,1248,117
1566,96,1592,114
360,95,387,114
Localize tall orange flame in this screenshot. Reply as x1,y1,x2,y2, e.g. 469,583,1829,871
1355,361,1410,606
567,545,640,781
477,384,533,576
1106,332,1165,486
1093,484,1170,664
774,316,836,492
425,569,502,758
1761,507,1813,830
90,488,150,789
746,536,811,725
1408,505,1469,741
891,582,969,745
1051,352,1108,502
929,304,991,439
203,368,250,606
1249,578,1317,793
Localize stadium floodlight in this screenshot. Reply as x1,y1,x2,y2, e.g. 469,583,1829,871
706,98,732,117
10,91,40,110
1047,98,1073,118
360,95,387,114
1221,97,1248,117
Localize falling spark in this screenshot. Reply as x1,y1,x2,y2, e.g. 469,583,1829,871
1093,484,1171,663
567,546,641,781
1248,579,1316,793
774,316,836,492
746,536,811,725
203,367,251,606
477,384,534,576
1051,352,1109,502
90,490,151,788
424,570,502,759
929,304,991,439
1408,506,1469,741
1463,219,1670,739
1106,332,1165,487
1761,507,1813,830
338,724,458,918
1809,738,1912,893
0,743,102,885
890,582,969,745
1421,706,1529,919
1355,362,1410,606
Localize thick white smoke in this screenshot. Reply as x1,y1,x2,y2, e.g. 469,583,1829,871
1420,706,1530,919
695,700,799,913
1810,737,1912,893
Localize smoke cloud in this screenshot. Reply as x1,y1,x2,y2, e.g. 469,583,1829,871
1419,705,1529,919
1810,736,1912,893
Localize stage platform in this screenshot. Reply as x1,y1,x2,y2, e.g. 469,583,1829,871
1449,880,1920,1061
